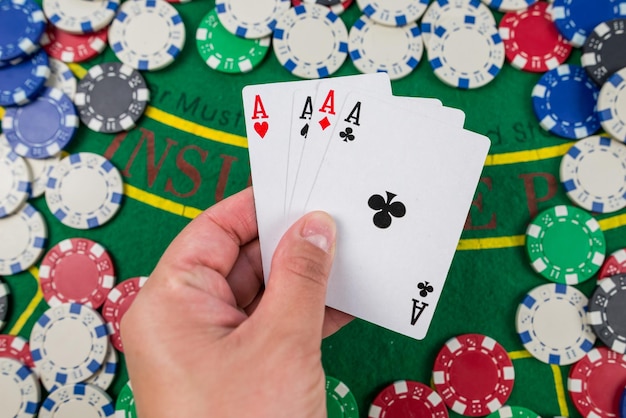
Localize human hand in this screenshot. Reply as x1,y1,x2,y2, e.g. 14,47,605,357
122,187,353,418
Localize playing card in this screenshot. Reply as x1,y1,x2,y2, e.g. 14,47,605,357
303,91,490,340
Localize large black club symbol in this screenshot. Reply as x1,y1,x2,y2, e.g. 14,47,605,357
368,191,406,229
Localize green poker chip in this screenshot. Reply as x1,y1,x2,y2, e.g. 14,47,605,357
526,205,606,284
195,8,271,74
326,375,359,418
116,381,137,418
487,406,541,418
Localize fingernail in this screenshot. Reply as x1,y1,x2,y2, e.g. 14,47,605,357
301,212,336,253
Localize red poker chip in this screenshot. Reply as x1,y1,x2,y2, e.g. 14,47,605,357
39,238,116,309
0,334,35,369
568,347,626,418
498,2,572,73
599,249,626,280
40,24,108,63
432,333,515,417
368,380,449,418
102,276,149,352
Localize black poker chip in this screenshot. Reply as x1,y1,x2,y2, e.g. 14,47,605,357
582,18,626,85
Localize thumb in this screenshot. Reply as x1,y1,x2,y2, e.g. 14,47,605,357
258,211,336,340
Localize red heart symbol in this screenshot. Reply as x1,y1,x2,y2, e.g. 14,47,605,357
254,121,269,139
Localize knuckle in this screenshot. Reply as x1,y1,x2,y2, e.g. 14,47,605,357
280,250,330,287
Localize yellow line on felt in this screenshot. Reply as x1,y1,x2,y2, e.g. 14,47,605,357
8,267,43,336
484,143,571,166
124,183,202,219
508,350,532,360
551,364,570,417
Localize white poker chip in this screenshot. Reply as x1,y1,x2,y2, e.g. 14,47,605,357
45,58,77,100
356,0,430,26
30,303,109,389
427,18,505,89
39,382,114,418
45,152,124,230
84,341,117,391
108,0,186,71
216,0,291,39
24,153,61,199
516,283,596,365
421,0,496,46
273,3,349,79
0,146,31,218
348,15,423,80
598,67,626,143
0,357,41,418
42,0,120,35
0,203,47,276
560,135,626,214
480,0,538,12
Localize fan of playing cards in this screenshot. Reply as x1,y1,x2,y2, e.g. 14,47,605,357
242,73,490,340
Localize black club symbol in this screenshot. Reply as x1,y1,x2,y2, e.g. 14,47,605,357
368,191,406,229
417,282,434,298
339,127,355,142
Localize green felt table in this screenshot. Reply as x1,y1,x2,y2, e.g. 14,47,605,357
2,1,623,417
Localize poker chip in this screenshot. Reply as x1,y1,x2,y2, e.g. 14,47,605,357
74,62,150,134
0,203,47,276
2,87,79,160
421,0,496,46
0,0,45,62
30,303,109,388
588,274,626,354
487,406,540,418
42,0,120,35
273,4,349,79
116,381,137,418
480,0,537,12
498,2,572,73
0,335,35,369
598,67,626,143
293,0,354,15
427,18,504,89
216,0,291,39
0,49,49,107
108,0,186,72
531,64,600,140
368,380,447,418
39,382,114,418
550,0,626,48
560,136,626,214
582,19,626,86
621,388,626,418
356,0,429,26
526,205,605,283
600,249,626,279
24,153,61,199
516,283,596,365
45,152,124,230
84,341,117,390
39,238,116,309
196,8,271,74
45,58,77,100
568,347,626,418
326,376,358,418
0,357,40,418
432,333,514,416
0,147,30,219
40,24,108,63
0,276,8,331
101,276,149,352
348,15,423,80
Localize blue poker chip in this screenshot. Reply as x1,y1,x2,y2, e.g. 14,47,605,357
39,383,114,418
551,0,626,47
45,152,124,230
0,0,45,62
0,49,49,106
621,387,626,418
273,4,349,79
532,64,600,140
356,0,429,26
2,87,79,160
348,15,423,80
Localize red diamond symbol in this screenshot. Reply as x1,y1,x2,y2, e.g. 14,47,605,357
319,117,331,130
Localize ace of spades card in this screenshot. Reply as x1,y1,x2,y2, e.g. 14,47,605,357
304,91,491,339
